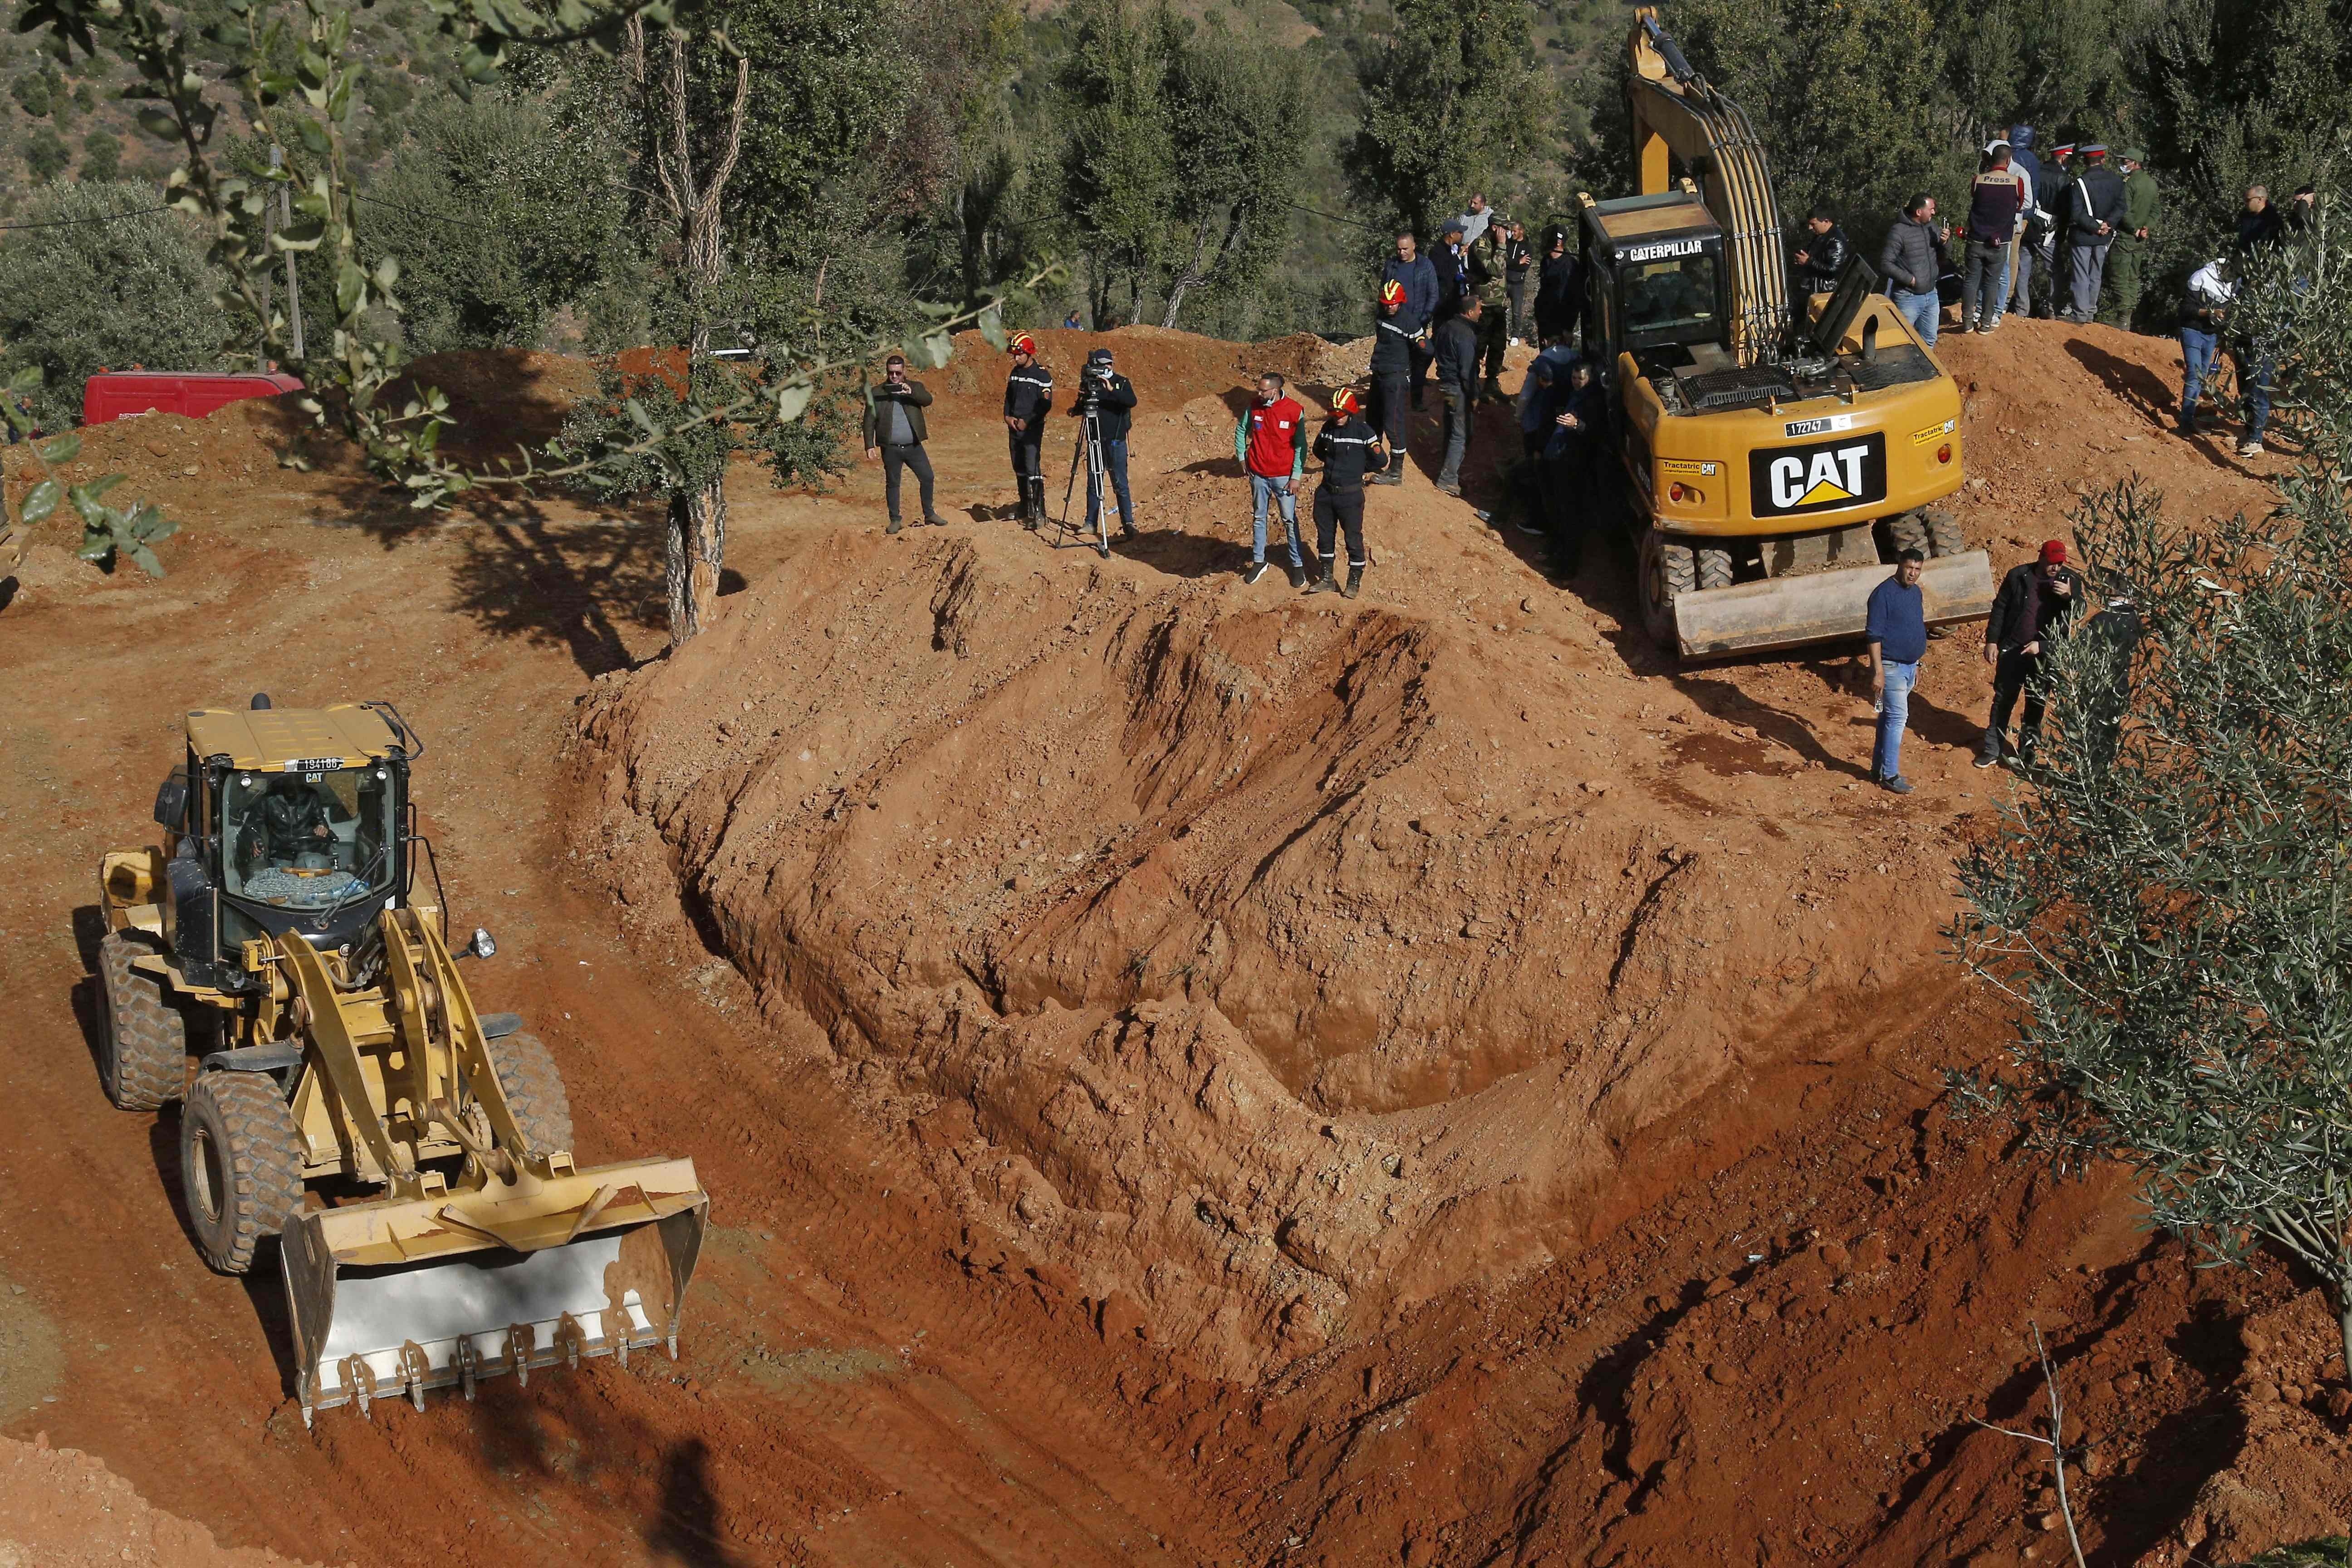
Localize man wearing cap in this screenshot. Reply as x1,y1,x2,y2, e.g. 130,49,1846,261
2061,145,2127,323
1003,334,1054,528
1235,372,1311,586
1865,551,1930,794
1308,387,1382,598
1379,231,1438,411
1977,540,2082,769
2100,150,2161,328
1073,346,1140,546
1369,280,1414,484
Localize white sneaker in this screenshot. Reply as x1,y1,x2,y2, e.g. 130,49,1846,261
2239,439,2265,456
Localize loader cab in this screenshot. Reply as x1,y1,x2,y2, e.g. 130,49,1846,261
165,702,419,986
1578,191,1731,375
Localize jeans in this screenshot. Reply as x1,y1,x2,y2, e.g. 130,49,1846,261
1981,648,2045,763
1891,288,1939,346
2232,343,2274,441
2180,326,2218,427
2066,238,2110,318
1506,277,1529,340
1085,436,1133,532
1962,239,2008,328
2004,232,2025,313
880,443,935,522
1250,473,1302,566
1873,659,1918,781
1436,382,1472,485
1313,484,1365,565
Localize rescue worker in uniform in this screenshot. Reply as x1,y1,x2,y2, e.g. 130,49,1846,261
2101,149,2161,329
1308,387,1382,599
1002,333,1054,528
1369,280,1414,484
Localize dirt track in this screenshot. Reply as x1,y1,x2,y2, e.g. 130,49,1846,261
0,318,2345,1567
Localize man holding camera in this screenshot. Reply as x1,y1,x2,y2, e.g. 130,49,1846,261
1003,333,1054,528
863,353,944,534
1073,346,1140,547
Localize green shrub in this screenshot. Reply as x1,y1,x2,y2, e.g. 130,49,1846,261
23,127,69,183
80,129,120,183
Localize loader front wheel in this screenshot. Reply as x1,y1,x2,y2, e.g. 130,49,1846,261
181,1072,306,1275
97,931,186,1112
1925,507,1966,558
490,1033,576,1157
1696,546,1734,592
1637,531,1696,650
1886,511,1930,559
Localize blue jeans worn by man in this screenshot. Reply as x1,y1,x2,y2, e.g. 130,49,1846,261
1962,239,2008,329
2067,239,2111,319
2179,325,2219,431
2232,343,2274,446
1873,661,1919,783
1250,473,1303,568
1086,437,1134,536
1891,288,1940,346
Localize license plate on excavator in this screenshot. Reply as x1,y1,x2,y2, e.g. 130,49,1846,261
280,1156,707,1424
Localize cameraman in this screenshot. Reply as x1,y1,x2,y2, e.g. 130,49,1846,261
1073,347,1141,543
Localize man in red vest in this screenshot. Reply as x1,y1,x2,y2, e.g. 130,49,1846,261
1234,372,1309,585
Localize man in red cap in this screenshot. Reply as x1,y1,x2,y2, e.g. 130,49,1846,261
1977,538,2083,768
1003,333,1054,528
1308,386,1384,598
1367,279,1416,484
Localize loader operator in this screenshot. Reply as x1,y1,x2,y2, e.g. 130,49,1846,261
235,775,334,881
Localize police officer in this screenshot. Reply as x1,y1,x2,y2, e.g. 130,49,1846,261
1003,333,1054,528
2101,149,2161,329
1368,280,1414,485
1073,346,1140,545
1308,387,1383,599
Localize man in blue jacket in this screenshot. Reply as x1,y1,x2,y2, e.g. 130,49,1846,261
1865,551,1929,794
1380,230,1438,410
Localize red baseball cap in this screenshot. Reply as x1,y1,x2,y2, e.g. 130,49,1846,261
2038,539,2067,564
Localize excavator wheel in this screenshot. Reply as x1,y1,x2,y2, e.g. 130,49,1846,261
489,1032,576,1156
1925,507,1966,558
1885,511,1931,559
1638,531,1696,649
97,931,186,1112
181,1071,307,1275
1697,547,1734,592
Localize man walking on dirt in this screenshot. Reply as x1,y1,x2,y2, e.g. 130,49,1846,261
1380,231,1438,410
1369,280,1413,485
1308,387,1382,599
863,353,946,534
2100,150,2160,329
1430,295,1483,498
1003,334,1054,528
1976,539,2081,769
1866,550,1929,794
1235,372,1310,586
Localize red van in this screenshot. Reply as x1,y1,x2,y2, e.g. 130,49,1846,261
82,370,304,426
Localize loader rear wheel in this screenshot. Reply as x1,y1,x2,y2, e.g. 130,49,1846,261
490,1032,576,1157
1925,507,1966,557
1637,531,1696,649
97,931,186,1112
1696,547,1734,592
1886,511,1930,559
181,1072,306,1275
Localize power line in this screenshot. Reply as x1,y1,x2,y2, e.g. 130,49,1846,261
0,202,175,231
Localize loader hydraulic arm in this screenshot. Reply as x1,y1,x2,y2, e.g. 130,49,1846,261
1627,7,1789,364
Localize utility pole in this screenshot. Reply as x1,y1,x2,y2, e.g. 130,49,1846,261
270,145,305,363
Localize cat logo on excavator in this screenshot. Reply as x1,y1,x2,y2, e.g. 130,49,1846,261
91,696,710,1425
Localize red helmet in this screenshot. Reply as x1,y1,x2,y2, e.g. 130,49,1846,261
1009,332,1038,357
1331,387,1362,415
1379,280,1406,307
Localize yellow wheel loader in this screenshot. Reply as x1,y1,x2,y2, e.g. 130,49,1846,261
1575,10,1995,658
93,696,709,1426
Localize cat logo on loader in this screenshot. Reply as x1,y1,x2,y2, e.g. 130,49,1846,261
92,696,710,1425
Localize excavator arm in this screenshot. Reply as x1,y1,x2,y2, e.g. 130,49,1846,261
1627,7,1789,365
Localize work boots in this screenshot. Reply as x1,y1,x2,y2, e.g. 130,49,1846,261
1305,562,1340,595
1020,477,1044,530
1343,560,1366,599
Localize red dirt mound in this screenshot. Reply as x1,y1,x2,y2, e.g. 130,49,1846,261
0,1435,329,1567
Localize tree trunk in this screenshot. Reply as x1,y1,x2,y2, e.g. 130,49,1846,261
665,475,728,643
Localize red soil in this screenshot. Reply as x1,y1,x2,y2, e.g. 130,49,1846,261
0,316,2338,1566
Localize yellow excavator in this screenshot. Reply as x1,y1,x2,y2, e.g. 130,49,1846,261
93,697,708,1425
1577,10,1994,657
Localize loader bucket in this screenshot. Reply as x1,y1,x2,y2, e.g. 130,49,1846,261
280,1156,707,1424
1671,549,1996,660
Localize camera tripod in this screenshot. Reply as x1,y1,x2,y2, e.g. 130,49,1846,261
1054,401,1115,559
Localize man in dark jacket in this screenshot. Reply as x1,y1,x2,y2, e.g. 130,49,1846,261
1791,206,1849,301
1502,221,1534,345
1003,333,1054,528
2061,146,2126,323
1073,346,1140,546
2235,184,2314,253
1308,387,1383,599
863,353,944,534
1879,195,1949,345
1961,148,2024,333
1976,539,2082,767
1538,356,1608,578
1534,225,1582,345
1369,280,1413,484
1380,230,1439,410
1430,297,1482,497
